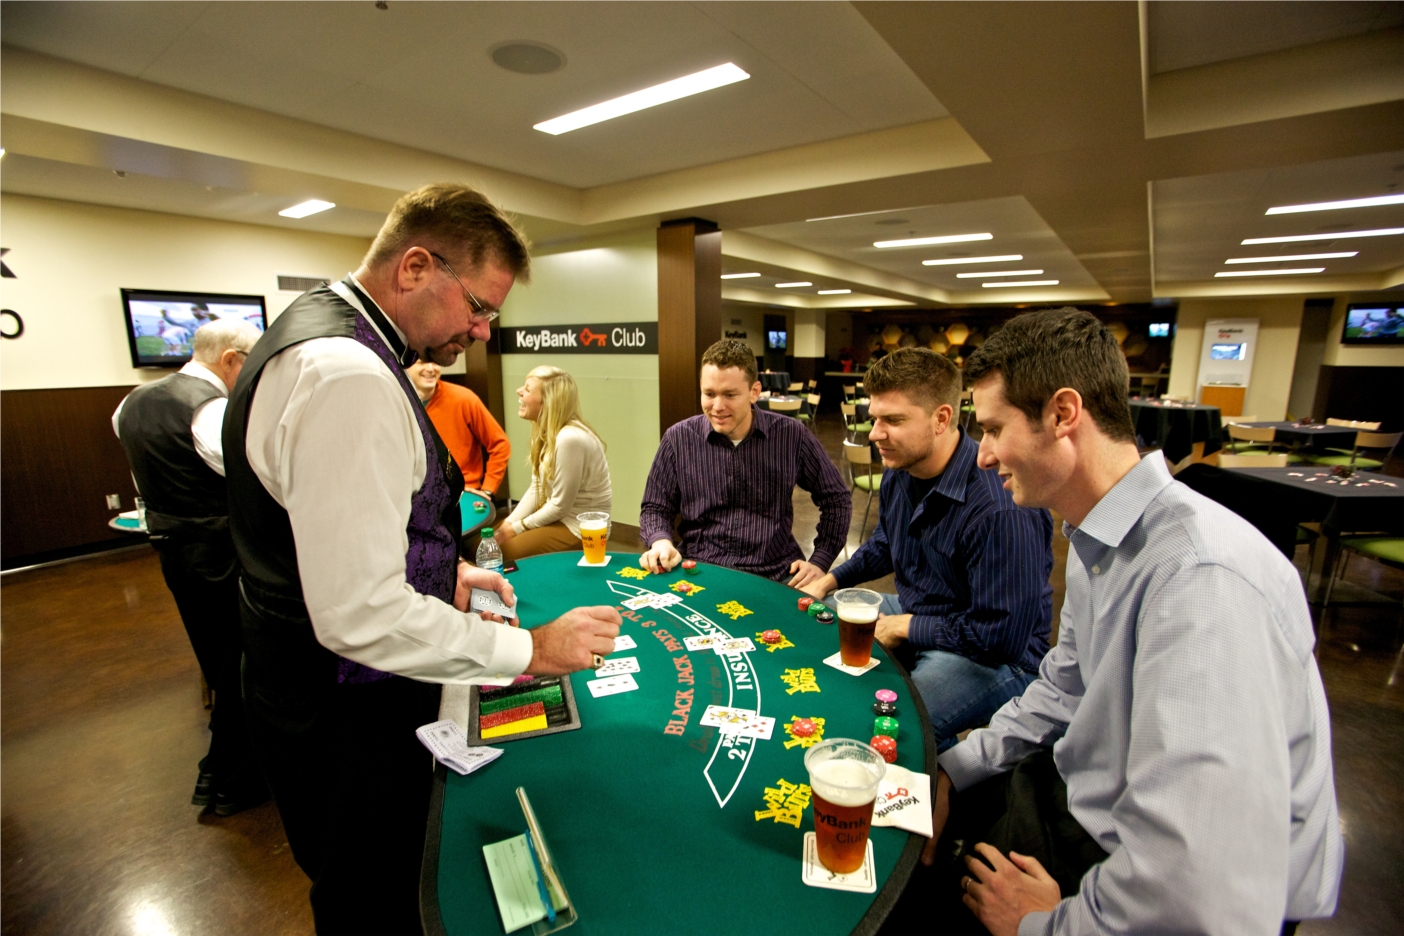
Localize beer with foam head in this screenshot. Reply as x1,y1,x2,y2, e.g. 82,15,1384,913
834,588,883,668
805,739,885,873
578,511,610,565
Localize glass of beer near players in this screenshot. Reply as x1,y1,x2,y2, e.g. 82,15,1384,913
833,588,882,668
578,511,610,565
804,738,886,874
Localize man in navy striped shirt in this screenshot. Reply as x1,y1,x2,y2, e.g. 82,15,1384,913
639,339,851,585
801,348,1053,752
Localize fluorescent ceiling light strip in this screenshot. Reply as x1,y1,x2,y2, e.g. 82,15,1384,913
279,199,335,219
534,63,749,135
955,269,1043,279
875,233,992,248
1224,252,1357,264
1242,227,1404,244
982,280,1059,288
817,289,851,295
1266,194,1404,215
1215,268,1325,277
922,254,1022,266
806,206,927,223
720,272,761,279
776,282,812,288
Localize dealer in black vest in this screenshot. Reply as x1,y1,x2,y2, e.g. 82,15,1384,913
113,317,266,816
223,183,621,935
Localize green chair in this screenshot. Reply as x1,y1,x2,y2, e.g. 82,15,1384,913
1225,420,1304,464
796,393,821,430
768,398,802,418
1305,430,1401,472
840,402,872,442
842,440,882,542
1323,537,1404,638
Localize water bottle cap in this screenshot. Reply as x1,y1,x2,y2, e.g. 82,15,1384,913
482,527,494,537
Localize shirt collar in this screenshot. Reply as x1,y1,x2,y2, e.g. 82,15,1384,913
331,274,415,368
703,405,769,443
930,429,978,504
179,360,228,397
1068,452,1174,548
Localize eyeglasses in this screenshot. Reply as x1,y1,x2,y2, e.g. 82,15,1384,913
429,252,500,325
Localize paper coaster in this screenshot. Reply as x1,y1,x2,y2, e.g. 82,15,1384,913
822,651,880,676
577,554,613,568
801,832,876,893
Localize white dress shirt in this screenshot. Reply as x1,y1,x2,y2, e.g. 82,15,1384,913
938,454,1343,935
242,276,533,685
112,361,228,476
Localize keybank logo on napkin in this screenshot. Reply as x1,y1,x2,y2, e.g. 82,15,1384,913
501,322,658,355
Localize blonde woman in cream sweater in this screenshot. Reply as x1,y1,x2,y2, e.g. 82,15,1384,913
497,366,612,562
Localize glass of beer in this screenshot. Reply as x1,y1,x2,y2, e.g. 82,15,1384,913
833,588,882,667
578,511,610,565
804,738,885,874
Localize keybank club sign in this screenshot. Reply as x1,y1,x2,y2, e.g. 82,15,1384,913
500,322,658,355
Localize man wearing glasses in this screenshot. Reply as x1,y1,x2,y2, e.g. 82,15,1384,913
224,184,620,934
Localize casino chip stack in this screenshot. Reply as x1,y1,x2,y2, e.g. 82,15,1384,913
873,716,899,740
477,679,569,739
870,735,897,763
873,689,898,716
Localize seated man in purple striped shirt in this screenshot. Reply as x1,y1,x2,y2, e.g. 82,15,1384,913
639,339,851,586
801,348,1054,752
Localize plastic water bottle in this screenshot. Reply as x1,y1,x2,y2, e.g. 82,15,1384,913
476,527,504,573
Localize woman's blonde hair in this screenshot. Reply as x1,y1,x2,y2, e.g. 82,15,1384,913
524,366,604,501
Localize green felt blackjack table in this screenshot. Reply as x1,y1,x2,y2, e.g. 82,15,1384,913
422,552,935,936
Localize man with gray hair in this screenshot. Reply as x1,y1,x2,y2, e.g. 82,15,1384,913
113,315,265,817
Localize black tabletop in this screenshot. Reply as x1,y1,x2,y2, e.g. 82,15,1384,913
1128,400,1223,463
759,372,791,392
1236,423,1358,450
1224,467,1404,533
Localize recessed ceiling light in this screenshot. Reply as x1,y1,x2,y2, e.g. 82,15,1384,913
1214,268,1325,277
956,269,1043,279
1242,227,1404,244
982,280,1059,288
491,42,565,75
1224,252,1358,264
279,199,335,219
1266,194,1404,215
776,282,812,288
922,254,1023,266
534,63,749,135
817,289,851,295
875,233,992,249
720,272,761,279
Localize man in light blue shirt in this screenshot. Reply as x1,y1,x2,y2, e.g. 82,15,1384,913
919,308,1342,936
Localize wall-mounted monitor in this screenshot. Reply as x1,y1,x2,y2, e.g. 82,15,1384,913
1341,304,1404,345
1209,342,1246,361
1148,322,1171,337
121,288,268,367
766,330,787,351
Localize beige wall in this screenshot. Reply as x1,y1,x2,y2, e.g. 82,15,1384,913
0,194,371,391
1167,296,1304,421
1321,294,1404,368
722,304,766,357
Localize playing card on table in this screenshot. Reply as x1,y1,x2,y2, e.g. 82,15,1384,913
713,637,755,655
649,593,684,609
721,713,775,740
684,635,724,651
621,595,654,611
586,673,639,698
700,704,756,727
612,634,637,651
594,656,640,677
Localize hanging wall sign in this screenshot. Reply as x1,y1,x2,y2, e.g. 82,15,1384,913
499,321,657,354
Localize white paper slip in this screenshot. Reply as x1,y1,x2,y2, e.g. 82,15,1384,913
822,651,881,676
801,833,876,893
684,635,725,651
469,587,517,620
577,554,613,567
586,673,639,697
593,656,640,677
621,595,655,611
871,764,933,837
612,634,637,651
415,719,504,776
713,637,755,655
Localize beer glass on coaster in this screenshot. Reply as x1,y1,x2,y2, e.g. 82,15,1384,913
833,588,882,668
805,738,885,874
578,511,610,566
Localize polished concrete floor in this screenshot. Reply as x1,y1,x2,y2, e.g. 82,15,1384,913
3,413,1400,935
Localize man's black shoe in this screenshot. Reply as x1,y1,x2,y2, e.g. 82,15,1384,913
191,771,216,806
211,786,271,817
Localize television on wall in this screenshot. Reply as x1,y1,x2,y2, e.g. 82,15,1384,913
121,288,268,367
766,330,787,350
1341,303,1404,345
1209,342,1247,361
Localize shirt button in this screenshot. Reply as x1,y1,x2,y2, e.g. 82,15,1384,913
1091,565,1101,575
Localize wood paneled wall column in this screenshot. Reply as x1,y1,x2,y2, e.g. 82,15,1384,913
657,218,721,434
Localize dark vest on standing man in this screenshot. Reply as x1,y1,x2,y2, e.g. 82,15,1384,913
221,280,464,935
118,373,228,532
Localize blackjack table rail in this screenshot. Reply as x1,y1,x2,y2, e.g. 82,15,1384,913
422,552,935,936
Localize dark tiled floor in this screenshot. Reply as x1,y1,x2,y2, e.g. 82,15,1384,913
2,413,1399,934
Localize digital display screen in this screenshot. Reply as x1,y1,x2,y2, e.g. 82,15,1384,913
1209,343,1246,361
766,330,787,350
1342,305,1404,344
122,289,267,367
1148,323,1170,337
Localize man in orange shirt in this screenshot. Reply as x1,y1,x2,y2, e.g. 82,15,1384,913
407,360,511,499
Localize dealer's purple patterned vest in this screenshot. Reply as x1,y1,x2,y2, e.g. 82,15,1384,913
224,280,463,690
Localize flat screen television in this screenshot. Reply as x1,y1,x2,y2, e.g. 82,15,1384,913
121,288,268,367
1148,322,1171,337
766,330,787,350
1341,303,1404,345
1209,342,1246,361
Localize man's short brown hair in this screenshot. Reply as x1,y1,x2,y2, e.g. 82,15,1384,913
364,183,531,281
701,339,758,385
862,347,961,414
963,307,1135,443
